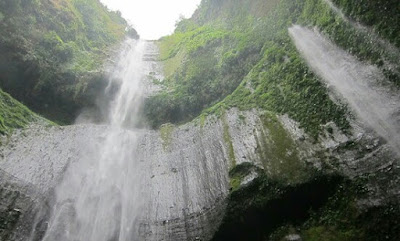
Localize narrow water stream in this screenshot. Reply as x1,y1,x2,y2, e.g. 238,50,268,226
289,25,400,155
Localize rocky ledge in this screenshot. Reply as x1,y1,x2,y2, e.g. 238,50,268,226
1,107,400,240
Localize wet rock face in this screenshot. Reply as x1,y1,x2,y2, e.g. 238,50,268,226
0,108,272,240
0,170,38,240
0,125,114,240
137,120,231,240
0,126,106,194
0,109,249,240
1,108,400,241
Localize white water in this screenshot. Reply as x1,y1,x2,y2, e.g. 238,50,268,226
38,39,149,241
107,41,146,127
289,25,400,155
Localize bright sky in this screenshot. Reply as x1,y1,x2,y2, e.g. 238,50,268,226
100,0,202,40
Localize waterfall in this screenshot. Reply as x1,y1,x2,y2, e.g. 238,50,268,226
289,25,400,155
108,40,146,128
36,39,150,241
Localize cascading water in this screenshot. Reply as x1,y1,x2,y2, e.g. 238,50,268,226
36,39,150,241
289,25,400,155
0,36,228,241
107,40,146,128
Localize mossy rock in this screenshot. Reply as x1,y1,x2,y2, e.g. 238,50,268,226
213,171,344,241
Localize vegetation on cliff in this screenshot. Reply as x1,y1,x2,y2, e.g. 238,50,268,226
0,0,135,124
331,0,400,48
217,160,400,241
0,88,47,136
146,0,399,138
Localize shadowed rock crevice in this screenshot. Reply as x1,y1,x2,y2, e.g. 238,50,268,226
213,168,344,241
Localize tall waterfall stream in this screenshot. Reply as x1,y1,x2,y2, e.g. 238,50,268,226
38,39,150,241
0,38,230,241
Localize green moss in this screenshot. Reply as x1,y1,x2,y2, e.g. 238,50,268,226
222,111,236,167
0,88,49,136
238,114,246,124
302,226,360,241
228,162,258,191
160,123,175,150
216,173,400,241
307,178,400,241
229,177,241,191
212,172,344,241
199,114,207,129
256,113,308,184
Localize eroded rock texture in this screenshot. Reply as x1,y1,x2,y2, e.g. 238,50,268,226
1,106,399,240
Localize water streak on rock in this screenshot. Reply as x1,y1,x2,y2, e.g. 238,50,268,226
289,25,400,155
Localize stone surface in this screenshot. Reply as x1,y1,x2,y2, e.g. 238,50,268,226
1,107,399,240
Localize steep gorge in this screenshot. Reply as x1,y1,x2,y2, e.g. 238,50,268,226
1,0,400,240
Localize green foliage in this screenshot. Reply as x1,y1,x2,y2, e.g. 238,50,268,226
299,0,400,87
0,0,131,123
302,226,360,241
147,24,263,128
357,203,400,241
222,111,235,167
256,113,307,184
147,0,353,138
148,0,399,138
213,171,344,241
0,89,47,136
160,123,174,150
332,0,400,48
301,181,366,241
219,169,400,241
300,178,400,241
